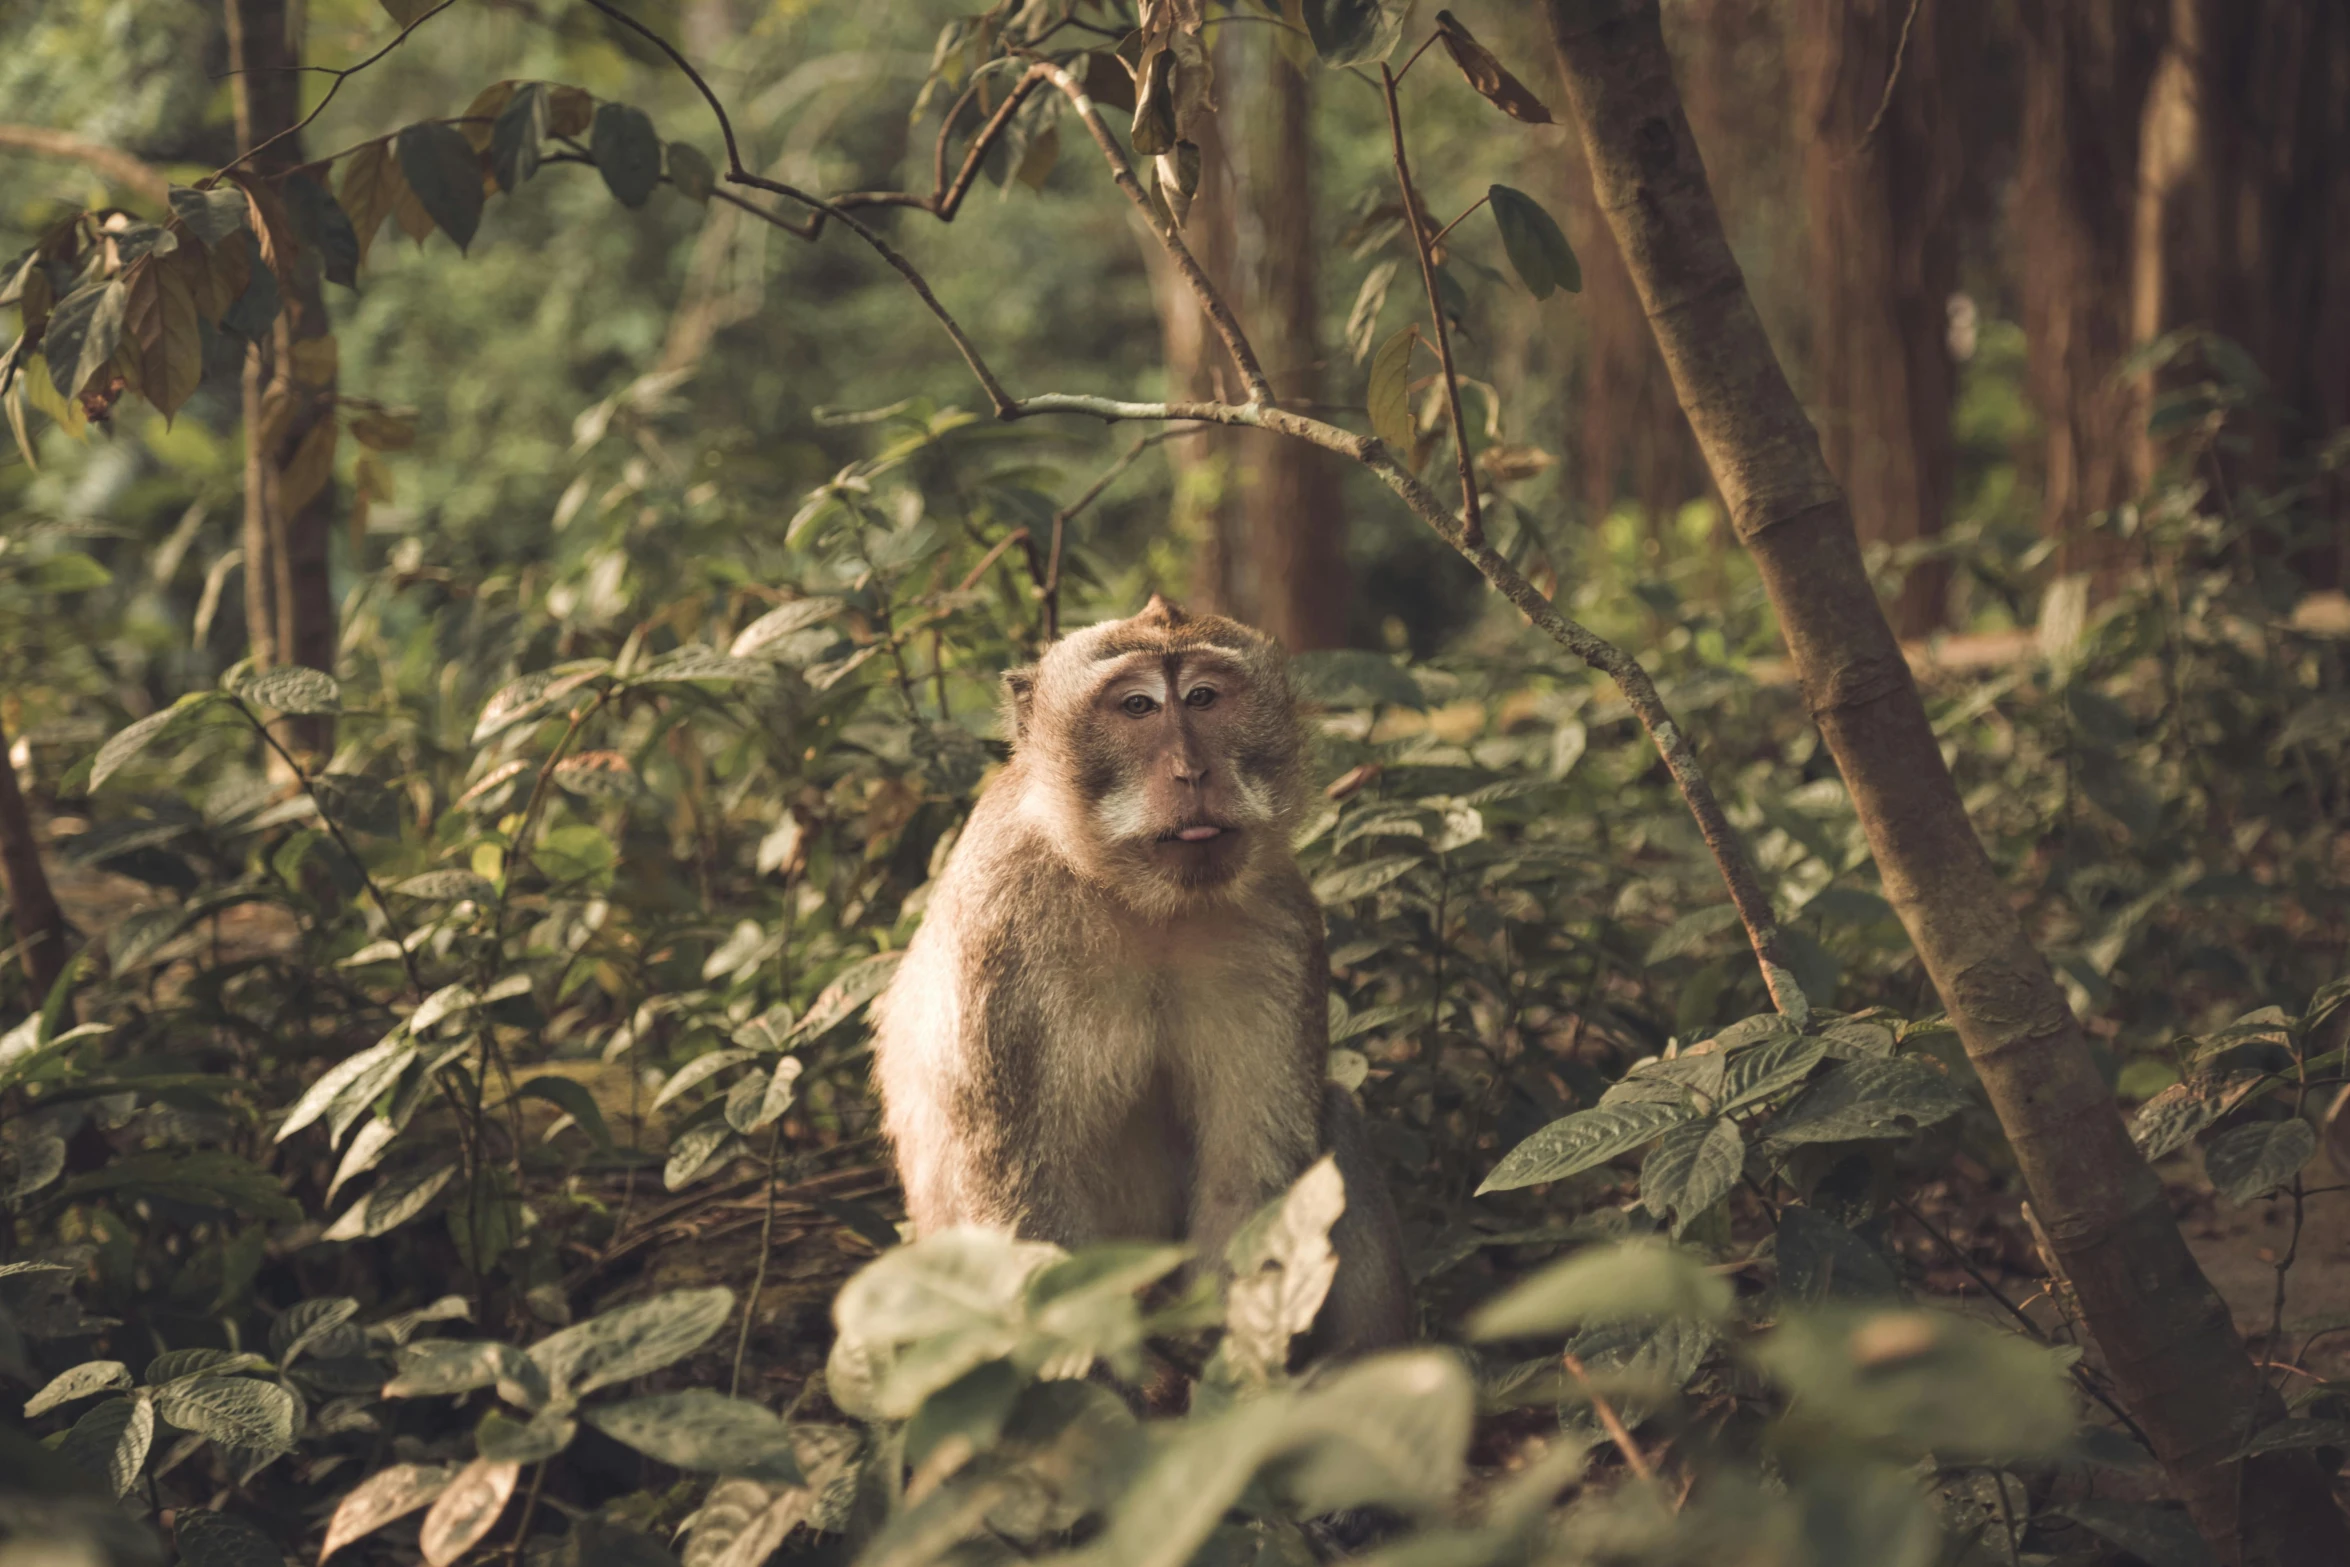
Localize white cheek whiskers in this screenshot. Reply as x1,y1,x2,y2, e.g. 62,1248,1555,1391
1091,778,1158,843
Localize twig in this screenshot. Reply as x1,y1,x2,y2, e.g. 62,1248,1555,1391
577,0,1019,414
0,125,170,206
505,1460,548,1566
1041,429,1191,639
731,1125,785,1398
1391,28,1444,86
205,0,460,186
1426,191,1493,254
1892,1193,2155,1450
1856,0,1927,153
1561,1351,1655,1481
1034,61,1275,406
829,67,1050,226
231,697,424,1000
1380,62,1485,547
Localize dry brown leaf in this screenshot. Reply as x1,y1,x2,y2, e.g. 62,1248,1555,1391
1434,10,1553,125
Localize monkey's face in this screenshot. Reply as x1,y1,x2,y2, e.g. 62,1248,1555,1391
1013,595,1305,912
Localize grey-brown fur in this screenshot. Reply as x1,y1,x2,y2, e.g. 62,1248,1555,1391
870,595,1410,1356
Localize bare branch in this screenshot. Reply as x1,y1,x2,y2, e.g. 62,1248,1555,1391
1033,61,1276,407
1380,62,1485,547
0,125,170,207
204,0,460,187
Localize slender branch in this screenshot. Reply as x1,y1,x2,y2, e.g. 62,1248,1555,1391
1380,63,1485,547
730,1124,785,1398
232,697,425,999
829,66,1050,226
1391,28,1444,86
1426,191,1492,254
1005,393,1805,1020
1562,1351,1655,1481
204,0,460,186
1033,62,1276,406
1042,429,1192,640
0,126,170,206
1855,0,1928,153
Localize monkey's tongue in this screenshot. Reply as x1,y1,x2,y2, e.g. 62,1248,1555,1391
1175,825,1222,842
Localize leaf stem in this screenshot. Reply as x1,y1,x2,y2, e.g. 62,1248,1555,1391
1426,191,1492,253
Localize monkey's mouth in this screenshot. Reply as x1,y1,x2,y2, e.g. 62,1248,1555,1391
1160,822,1233,844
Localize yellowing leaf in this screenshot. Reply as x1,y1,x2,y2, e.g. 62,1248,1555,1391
1433,10,1553,124
547,86,594,138
289,334,338,388
418,1458,519,1567
459,81,519,153
338,141,402,266
278,418,338,517
1366,325,1419,454
123,253,204,420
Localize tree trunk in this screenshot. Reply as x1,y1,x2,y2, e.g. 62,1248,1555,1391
1542,4,2350,1562
2132,0,2350,587
2017,0,2167,587
0,710,68,999
1137,29,1245,620
1792,0,1967,637
225,0,339,760
1232,42,1349,651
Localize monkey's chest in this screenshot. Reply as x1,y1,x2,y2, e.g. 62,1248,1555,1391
1038,947,1305,1126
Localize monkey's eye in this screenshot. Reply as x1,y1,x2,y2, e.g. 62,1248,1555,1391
1120,692,1158,717
1184,686,1217,709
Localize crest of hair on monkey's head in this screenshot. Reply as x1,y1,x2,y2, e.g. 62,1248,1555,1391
1011,593,1308,915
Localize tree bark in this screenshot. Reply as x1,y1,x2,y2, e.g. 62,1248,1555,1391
1792,0,1967,637
1542,4,2350,1562
225,0,339,760
2131,0,2350,587
2016,0,2166,586
1233,42,1348,651
0,711,68,999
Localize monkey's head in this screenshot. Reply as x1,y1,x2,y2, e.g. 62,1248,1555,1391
1004,593,1306,914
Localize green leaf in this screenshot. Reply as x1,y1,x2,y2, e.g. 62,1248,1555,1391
1366,325,1417,454
44,279,127,397
236,663,340,715
788,951,905,1042
90,692,216,790
174,1509,281,1567
169,185,250,247
217,237,280,339
662,1122,738,1190
36,551,112,592
1271,1350,1475,1517
1311,854,1421,905
394,869,498,901
1720,1034,1827,1111
653,1049,757,1112
1489,184,1579,299
1764,1057,1969,1147
24,1360,131,1418
472,662,608,743
1468,1238,1733,1340
282,172,360,288
474,1407,576,1463
586,1390,804,1481
591,103,663,209
278,1030,412,1142
385,1339,542,1404
517,1075,613,1149
152,1376,298,1453
2051,1502,2217,1567
668,141,716,202
1222,1157,1345,1383
1303,0,1405,66
1478,1099,1697,1194
2203,1118,2317,1205
55,1149,299,1222
271,1298,363,1366
322,1158,458,1240
1644,904,1742,965
1289,648,1426,710
2129,1073,2256,1162
1775,1205,1899,1301
490,82,548,192
321,1464,456,1561
395,122,486,251
1639,1117,1743,1236
526,1286,736,1397
729,596,843,659
60,1396,153,1496
147,1349,272,1385
627,647,772,687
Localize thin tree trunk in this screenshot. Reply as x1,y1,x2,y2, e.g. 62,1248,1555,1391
2017,0,2166,589
0,711,68,999
1793,0,1965,637
225,0,339,760
1233,43,1348,651
1543,4,2350,1562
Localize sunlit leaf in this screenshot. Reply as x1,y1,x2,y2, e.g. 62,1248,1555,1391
419,1458,520,1567
320,1463,455,1560
60,1395,153,1496
587,1390,804,1481
1479,1099,1697,1194
236,664,340,716
152,1375,299,1453
1366,325,1417,454
1468,1238,1733,1340
24,1360,131,1418
1639,1116,1742,1236
526,1287,735,1396
90,692,217,790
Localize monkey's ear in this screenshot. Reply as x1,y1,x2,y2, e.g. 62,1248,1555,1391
1137,592,1188,629
1001,665,1038,745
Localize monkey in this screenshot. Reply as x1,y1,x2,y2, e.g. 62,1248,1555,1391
869,592,1410,1358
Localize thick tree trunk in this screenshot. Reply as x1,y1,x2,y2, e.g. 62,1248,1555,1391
225,0,339,760
0,711,68,999
2133,0,2350,587
1543,4,2350,1562
1232,44,1348,651
2017,0,2166,586
1792,0,1966,637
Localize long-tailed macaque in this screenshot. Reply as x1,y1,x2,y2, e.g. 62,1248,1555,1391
871,594,1410,1356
